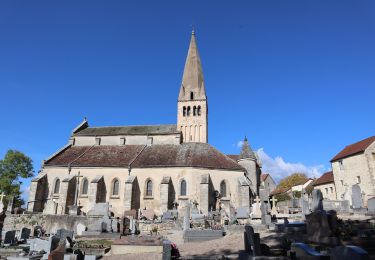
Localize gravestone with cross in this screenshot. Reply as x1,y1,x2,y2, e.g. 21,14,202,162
270,197,278,216
251,196,261,219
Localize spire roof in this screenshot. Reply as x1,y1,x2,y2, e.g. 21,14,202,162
178,31,206,100
239,137,256,160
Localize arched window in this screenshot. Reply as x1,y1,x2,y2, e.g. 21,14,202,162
54,179,60,194
183,106,186,117
81,178,88,195
220,180,227,197
197,106,201,116
146,179,153,196
190,92,194,100
180,180,187,196
112,179,119,196
193,106,197,116
187,106,191,116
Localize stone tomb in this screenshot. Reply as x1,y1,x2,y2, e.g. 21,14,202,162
19,227,31,241
56,228,74,241
111,236,165,255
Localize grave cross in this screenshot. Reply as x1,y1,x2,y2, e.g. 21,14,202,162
0,192,5,203
270,197,278,215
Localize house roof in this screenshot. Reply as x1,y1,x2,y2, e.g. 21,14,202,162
261,173,269,182
45,143,244,171
270,187,290,196
331,136,375,162
73,124,179,136
313,171,334,186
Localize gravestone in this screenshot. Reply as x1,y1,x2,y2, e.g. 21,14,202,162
56,228,74,241
20,227,31,241
162,211,173,221
183,203,191,231
0,193,5,212
3,230,16,245
311,189,323,212
352,184,363,209
236,207,249,219
141,209,155,220
367,197,375,213
251,196,261,218
270,197,278,216
6,196,14,213
87,202,110,216
76,223,86,236
124,209,137,218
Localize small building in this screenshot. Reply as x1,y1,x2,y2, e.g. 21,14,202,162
331,136,375,206
260,173,276,197
290,178,314,194
313,171,336,200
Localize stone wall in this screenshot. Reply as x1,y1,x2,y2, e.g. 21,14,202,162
314,182,337,200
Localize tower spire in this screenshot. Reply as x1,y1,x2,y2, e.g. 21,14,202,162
178,32,206,100
240,137,256,160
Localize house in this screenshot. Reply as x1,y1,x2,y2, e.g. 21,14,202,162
313,171,336,200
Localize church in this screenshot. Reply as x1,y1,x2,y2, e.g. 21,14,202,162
27,31,262,218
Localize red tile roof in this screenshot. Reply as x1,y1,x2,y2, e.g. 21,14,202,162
313,171,334,186
331,136,375,162
45,143,245,171
270,187,289,196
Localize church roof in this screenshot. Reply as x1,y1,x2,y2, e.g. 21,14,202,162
178,31,206,101
331,135,375,162
45,143,244,171
73,124,178,136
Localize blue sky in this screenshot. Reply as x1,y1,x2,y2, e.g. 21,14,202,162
0,1,374,200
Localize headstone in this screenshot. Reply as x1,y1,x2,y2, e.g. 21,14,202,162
20,227,31,240
3,230,16,245
183,203,191,231
251,196,261,218
6,196,14,213
351,184,363,209
76,223,86,236
244,225,262,256
260,203,267,224
56,228,74,241
162,211,173,221
367,197,375,213
300,198,310,215
311,189,323,212
270,197,278,216
331,245,369,260
140,209,155,220
87,202,110,216
124,209,137,218
236,207,249,219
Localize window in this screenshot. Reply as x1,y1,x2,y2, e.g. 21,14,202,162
81,178,88,195
112,179,119,196
193,106,197,116
330,187,333,193
339,160,344,170
357,176,361,184
190,92,194,100
197,106,201,116
220,181,227,197
187,106,191,116
180,180,187,196
54,179,60,194
146,180,153,196
183,106,186,117
340,180,344,186
95,137,101,145
325,188,328,194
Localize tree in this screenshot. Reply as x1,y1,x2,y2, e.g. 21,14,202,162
277,173,308,191
275,193,291,202
0,150,34,207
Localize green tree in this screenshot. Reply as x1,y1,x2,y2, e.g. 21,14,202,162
275,193,291,202
0,150,34,207
277,173,308,191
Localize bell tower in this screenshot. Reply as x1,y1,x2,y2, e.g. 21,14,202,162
177,31,208,143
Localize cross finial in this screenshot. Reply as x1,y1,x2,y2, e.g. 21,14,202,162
191,24,195,35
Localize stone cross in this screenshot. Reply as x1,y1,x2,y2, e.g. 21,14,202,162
0,192,5,202
270,197,278,215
